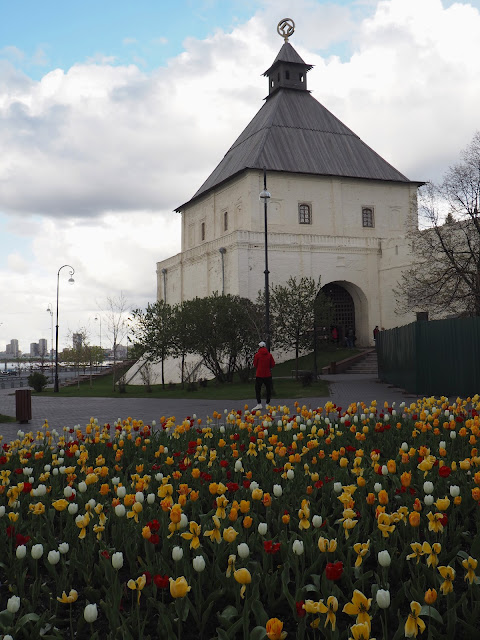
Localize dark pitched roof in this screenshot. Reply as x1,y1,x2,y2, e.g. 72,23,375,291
176,44,414,211
263,42,313,75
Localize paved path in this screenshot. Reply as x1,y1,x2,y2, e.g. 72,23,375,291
0,374,417,443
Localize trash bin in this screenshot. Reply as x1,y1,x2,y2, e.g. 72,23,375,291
15,389,32,423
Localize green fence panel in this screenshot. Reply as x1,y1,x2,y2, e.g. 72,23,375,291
378,317,480,397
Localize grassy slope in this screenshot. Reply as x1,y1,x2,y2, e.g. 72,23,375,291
36,347,360,400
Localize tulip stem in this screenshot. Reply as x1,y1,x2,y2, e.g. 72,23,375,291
381,608,388,640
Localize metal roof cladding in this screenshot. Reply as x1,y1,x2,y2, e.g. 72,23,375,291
176,27,415,212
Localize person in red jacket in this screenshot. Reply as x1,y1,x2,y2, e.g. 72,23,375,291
252,341,275,411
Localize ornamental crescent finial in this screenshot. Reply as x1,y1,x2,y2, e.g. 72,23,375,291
277,18,295,43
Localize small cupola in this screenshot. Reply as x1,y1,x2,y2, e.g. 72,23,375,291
263,19,313,97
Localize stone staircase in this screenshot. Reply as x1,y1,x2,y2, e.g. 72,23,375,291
345,350,378,375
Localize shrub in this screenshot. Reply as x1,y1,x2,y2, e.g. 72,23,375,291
27,372,49,392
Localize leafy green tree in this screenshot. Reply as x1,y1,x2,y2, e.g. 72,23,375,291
270,276,333,379
131,300,175,389
175,293,259,383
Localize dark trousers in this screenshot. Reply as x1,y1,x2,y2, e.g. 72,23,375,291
255,376,272,403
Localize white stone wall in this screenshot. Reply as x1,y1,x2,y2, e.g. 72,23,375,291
157,170,418,345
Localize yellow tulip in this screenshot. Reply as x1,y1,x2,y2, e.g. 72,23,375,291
462,556,478,584
438,565,455,595
52,499,69,512
57,589,78,604
342,590,371,627
233,568,251,599
169,576,191,598
222,527,238,543
405,601,426,637
266,617,287,640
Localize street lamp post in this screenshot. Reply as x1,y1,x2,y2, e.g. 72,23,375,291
259,168,271,350
95,315,102,370
46,304,54,379
54,265,75,393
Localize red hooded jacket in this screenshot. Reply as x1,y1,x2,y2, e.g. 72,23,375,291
253,347,275,377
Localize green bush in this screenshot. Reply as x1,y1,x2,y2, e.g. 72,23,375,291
28,371,49,392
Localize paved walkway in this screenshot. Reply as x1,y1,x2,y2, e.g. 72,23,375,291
0,374,417,443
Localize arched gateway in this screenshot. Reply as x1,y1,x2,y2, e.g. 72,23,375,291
322,281,369,347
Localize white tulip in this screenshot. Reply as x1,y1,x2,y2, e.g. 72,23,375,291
381,465,388,476
439,441,446,449
115,504,126,517
378,550,391,567
16,545,27,559
179,514,188,529
277,420,283,428
424,495,434,506
68,503,79,515
172,546,183,561
401,442,408,451
0,506,5,517
87,499,96,509
84,603,98,623
292,540,304,555
449,485,460,497
116,486,126,498
237,543,250,559
112,552,124,570
31,544,44,560
47,550,60,565
234,459,243,472
36,484,47,496
219,426,225,433
423,482,434,494
258,522,268,535
7,595,21,613
333,482,343,493
250,481,259,491
286,469,294,480
58,543,70,554
135,491,144,503
450,431,456,439
147,493,155,504
44,465,51,472
111,477,120,485
312,515,323,528
273,484,282,497
193,556,206,572
64,486,74,498
376,589,391,608
78,481,87,493
155,473,163,481
300,424,306,431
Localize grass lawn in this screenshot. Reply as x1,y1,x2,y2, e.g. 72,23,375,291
35,347,361,400
0,413,16,422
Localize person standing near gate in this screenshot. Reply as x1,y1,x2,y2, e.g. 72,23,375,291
252,341,275,411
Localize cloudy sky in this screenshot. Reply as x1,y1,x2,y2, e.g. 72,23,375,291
1,0,480,354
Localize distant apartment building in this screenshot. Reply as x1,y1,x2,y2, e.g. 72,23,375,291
73,333,83,349
39,339,48,356
6,339,19,357
30,343,40,357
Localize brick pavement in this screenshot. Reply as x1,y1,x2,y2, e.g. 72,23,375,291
0,374,416,444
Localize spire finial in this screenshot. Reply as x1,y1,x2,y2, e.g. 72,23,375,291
277,18,295,43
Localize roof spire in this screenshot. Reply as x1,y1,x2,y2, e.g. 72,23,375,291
277,18,295,43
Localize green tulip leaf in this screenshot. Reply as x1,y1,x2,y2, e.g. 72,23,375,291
419,606,443,623
250,626,267,640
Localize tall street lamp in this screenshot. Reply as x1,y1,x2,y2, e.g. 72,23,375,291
259,168,271,350
46,304,54,378
95,315,102,370
54,265,75,393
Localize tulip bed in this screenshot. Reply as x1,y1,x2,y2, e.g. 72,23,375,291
1,397,480,640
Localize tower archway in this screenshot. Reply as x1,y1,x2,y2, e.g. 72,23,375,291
321,281,369,347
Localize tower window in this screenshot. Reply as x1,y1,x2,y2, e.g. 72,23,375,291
223,211,228,231
285,70,290,80
299,73,304,82
201,221,206,241
362,207,374,228
299,203,311,224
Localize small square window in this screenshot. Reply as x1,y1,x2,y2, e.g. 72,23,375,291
224,211,228,231
201,222,205,241
299,203,311,224
362,207,374,228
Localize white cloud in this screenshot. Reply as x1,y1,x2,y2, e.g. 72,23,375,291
1,0,480,349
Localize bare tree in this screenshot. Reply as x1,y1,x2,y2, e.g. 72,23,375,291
396,132,480,317
103,293,130,391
